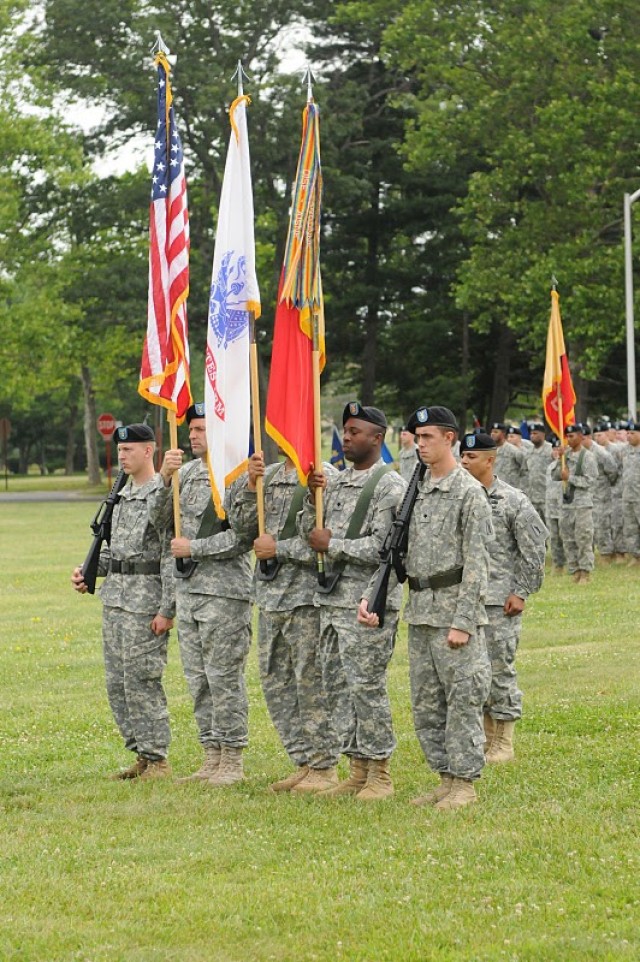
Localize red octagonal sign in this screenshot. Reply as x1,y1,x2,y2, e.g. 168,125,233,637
97,412,117,439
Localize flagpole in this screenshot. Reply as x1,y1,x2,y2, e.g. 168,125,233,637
312,308,326,585
249,311,266,535
167,411,182,536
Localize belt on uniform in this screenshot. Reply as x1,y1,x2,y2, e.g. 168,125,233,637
408,568,463,591
109,560,161,575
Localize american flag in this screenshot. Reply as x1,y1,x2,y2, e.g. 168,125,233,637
138,51,192,421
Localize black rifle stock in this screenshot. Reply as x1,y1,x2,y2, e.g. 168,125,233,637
368,461,426,627
81,469,127,594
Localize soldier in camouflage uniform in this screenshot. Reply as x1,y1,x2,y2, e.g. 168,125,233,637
228,452,338,793
584,424,618,563
149,404,253,787
491,423,528,491
398,425,419,483
301,402,407,801
545,442,566,572
607,423,628,560
552,424,598,583
525,423,553,522
622,421,640,564
72,423,175,781
360,406,493,811
460,432,547,763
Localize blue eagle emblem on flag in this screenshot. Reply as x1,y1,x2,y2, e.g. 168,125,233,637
208,251,250,348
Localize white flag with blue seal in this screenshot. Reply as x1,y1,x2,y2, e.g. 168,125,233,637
205,94,261,516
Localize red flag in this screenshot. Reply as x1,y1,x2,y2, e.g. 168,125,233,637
138,52,192,422
265,103,324,481
542,289,576,438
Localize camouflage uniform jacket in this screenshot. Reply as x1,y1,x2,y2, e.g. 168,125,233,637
552,446,598,507
495,442,528,490
484,477,548,606
621,446,640,504
148,458,252,601
545,461,564,520
229,461,336,612
98,474,175,618
398,445,419,483
402,465,494,633
590,443,618,502
300,458,407,610
525,441,552,504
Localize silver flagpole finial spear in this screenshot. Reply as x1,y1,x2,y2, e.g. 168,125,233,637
230,60,252,97
151,30,170,55
301,64,315,103
551,275,558,291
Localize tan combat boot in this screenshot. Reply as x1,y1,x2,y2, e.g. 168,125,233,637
435,777,477,811
486,720,516,764
109,755,148,780
207,747,244,787
410,773,454,807
599,554,614,565
572,571,581,583
291,766,339,794
138,758,172,781
577,571,590,584
483,713,496,753
178,746,221,783
269,766,310,793
627,555,640,567
614,553,627,564
356,758,393,802
320,757,368,797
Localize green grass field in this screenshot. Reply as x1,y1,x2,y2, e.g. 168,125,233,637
0,503,638,962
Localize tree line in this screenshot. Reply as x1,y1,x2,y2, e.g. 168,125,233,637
1,0,638,479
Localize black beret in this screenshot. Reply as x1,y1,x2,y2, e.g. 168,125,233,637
407,406,458,433
460,432,497,452
342,401,387,429
186,402,206,423
113,423,155,443
616,420,630,430
530,422,546,433
565,423,584,435
593,422,611,434
507,425,521,435
628,421,640,432
551,437,561,448
582,424,592,436
491,422,507,432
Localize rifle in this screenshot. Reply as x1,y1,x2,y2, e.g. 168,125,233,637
368,460,426,627
80,469,127,594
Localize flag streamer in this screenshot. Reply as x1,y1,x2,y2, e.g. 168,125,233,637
542,288,576,440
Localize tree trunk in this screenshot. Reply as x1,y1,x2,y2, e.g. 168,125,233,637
488,324,516,425
18,441,31,475
81,365,102,485
65,396,79,475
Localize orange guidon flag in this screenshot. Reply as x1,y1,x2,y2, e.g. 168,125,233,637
542,288,577,438
265,101,325,483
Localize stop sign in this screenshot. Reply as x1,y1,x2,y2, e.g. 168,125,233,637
96,413,117,439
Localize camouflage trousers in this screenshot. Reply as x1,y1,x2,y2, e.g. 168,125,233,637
258,605,337,769
176,593,252,749
547,517,566,568
102,606,170,760
407,624,491,780
623,499,640,557
559,505,594,573
611,492,626,552
484,606,523,721
593,499,615,556
318,607,397,760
